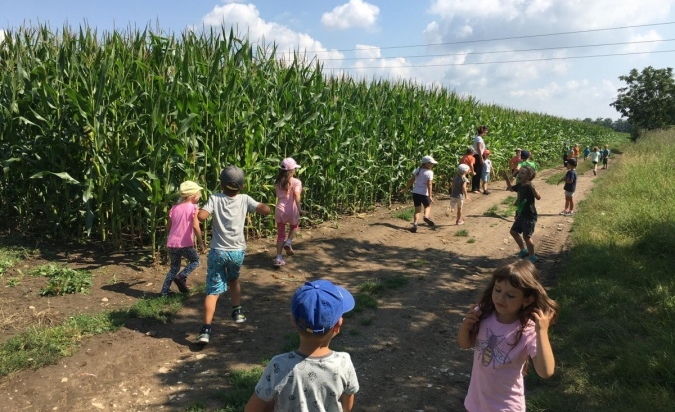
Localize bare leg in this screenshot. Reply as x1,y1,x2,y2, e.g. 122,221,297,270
524,235,535,256
510,229,525,250
203,294,219,325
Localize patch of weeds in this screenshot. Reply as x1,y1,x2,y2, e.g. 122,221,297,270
359,280,386,295
353,292,378,312
484,203,516,218
29,264,93,296
455,229,469,237
348,328,360,336
394,208,414,221
360,317,374,326
467,238,476,243
0,246,32,275
6,277,20,287
405,258,429,268
129,293,186,323
502,195,516,205
215,367,264,412
108,274,118,285
382,274,408,289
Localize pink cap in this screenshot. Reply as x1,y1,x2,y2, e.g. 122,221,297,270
280,157,301,170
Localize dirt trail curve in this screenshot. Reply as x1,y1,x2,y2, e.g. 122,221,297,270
0,161,604,412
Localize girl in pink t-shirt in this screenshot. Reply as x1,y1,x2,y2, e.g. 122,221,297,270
458,260,559,412
160,181,206,296
273,158,303,267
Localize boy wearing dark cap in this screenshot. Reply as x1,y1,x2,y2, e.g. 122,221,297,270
512,150,538,184
245,279,359,412
196,166,270,344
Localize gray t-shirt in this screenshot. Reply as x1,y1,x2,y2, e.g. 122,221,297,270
201,193,259,251
451,174,469,199
254,350,359,412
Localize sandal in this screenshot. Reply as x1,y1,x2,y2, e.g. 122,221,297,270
283,243,294,256
273,258,286,267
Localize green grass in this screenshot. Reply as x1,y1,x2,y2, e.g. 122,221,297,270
527,130,675,412
0,293,189,377
186,366,264,412
0,246,33,276
28,264,93,296
394,208,415,221
455,229,469,237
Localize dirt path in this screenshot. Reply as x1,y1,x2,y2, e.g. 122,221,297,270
0,161,602,411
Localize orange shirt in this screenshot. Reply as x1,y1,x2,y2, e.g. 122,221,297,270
509,156,521,171
573,146,580,157
460,154,475,172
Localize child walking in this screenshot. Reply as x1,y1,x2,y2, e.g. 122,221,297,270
196,166,270,344
458,260,558,412
504,166,541,262
481,149,495,195
583,145,591,161
460,146,476,179
401,155,437,233
245,279,359,412
273,157,303,267
557,158,577,216
590,146,601,175
601,145,611,169
160,181,206,296
449,164,470,225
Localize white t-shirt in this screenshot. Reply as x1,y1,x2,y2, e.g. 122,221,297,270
254,350,359,412
473,135,485,156
411,168,434,196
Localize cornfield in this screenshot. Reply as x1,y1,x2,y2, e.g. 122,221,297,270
0,25,615,252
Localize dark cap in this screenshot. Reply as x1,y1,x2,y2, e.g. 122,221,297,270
521,150,531,160
219,165,245,191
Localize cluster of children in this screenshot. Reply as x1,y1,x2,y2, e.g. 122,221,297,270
156,133,600,410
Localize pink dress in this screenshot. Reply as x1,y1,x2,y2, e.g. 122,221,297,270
275,178,302,226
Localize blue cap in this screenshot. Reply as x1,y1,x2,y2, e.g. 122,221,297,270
521,150,531,160
291,280,355,334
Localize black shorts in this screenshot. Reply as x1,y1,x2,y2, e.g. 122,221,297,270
412,193,431,207
602,158,608,164
511,216,537,238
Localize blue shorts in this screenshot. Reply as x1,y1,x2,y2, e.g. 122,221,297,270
205,249,246,295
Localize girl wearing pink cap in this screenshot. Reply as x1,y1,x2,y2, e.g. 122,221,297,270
273,158,303,267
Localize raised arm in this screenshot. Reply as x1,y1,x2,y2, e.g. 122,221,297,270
531,308,555,378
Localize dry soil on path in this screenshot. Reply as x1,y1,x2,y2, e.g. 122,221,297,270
0,162,605,411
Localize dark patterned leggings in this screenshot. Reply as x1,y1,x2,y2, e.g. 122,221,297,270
161,247,200,294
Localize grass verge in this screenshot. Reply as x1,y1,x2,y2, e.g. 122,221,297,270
527,129,675,412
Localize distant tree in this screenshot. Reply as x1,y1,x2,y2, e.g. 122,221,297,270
610,66,675,138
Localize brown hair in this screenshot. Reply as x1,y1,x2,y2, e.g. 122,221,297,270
476,261,559,345
275,169,294,193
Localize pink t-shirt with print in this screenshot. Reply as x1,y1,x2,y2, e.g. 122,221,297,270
275,177,302,225
166,202,197,248
465,312,538,412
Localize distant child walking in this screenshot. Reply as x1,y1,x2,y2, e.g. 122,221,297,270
401,155,437,233
245,279,359,412
590,146,601,175
458,260,559,412
472,125,488,193
507,148,522,187
273,157,303,267
601,145,611,169
557,158,577,216
449,164,470,225
481,149,495,195
460,146,476,178
160,181,206,296
504,166,541,262
583,146,591,161
196,166,271,344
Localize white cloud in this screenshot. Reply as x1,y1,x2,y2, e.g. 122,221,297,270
0,30,5,44
321,0,380,30
355,44,381,59
200,2,344,62
623,30,663,53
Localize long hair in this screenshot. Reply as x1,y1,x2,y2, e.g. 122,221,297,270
476,125,489,135
275,169,294,192
476,260,559,345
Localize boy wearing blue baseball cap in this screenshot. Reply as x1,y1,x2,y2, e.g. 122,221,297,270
245,280,360,412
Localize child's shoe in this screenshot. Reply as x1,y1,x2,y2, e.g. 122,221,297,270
517,248,529,258
173,275,190,294
456,219,465,225
283,241,295,256
197,325,212,345
559,210,568,215
231,308,247,323
528,255,539,263
423,217,435,227
564,211,574,216
273,258,286,267
483,190,491,195
410,224,418,233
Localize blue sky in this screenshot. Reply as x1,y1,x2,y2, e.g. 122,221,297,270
2,0,675,120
